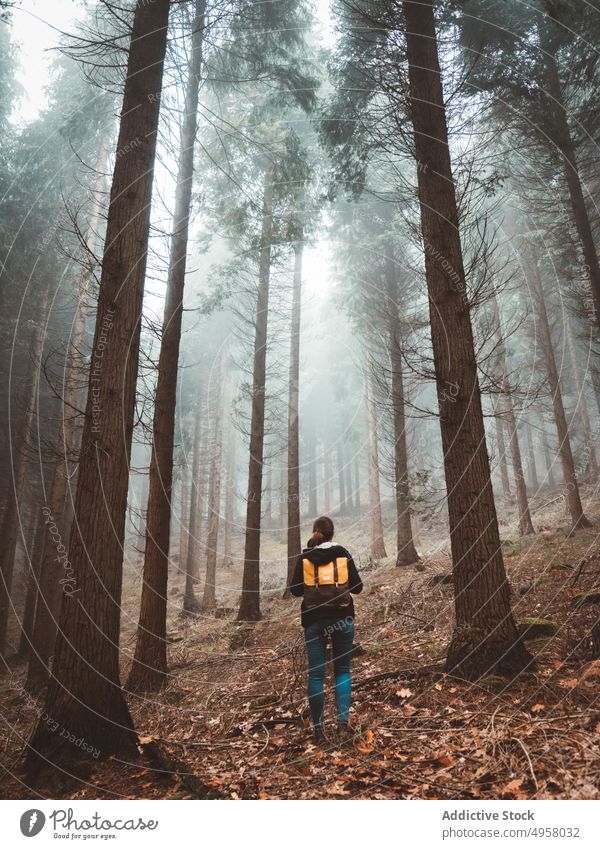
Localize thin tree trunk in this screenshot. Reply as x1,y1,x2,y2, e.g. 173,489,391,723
17,505,45,660
385,251,419,566
26,0,170,771
542,429,557,489
222,417,236,568
286,242,303,588
201,356,226,613
0,303,46,665
344,443,354,511
502,385,535,536
543,22,600,329
493,399,512,500
127,0,205,692
366,364,387,560
237,167,275,622
525,421,540,493
354,453,360,509
529,251,591,529
590,365,600,419
566,319,598,480
183,409,202,614
337,442,347,513
323,448,331,514
179,472,189,574
25,131,110,693
492,293,534,535
402,0,529,679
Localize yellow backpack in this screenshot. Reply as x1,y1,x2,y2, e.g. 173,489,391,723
303,556,350,610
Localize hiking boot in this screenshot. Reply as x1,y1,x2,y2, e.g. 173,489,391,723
313,725,326,746
336,721,356,744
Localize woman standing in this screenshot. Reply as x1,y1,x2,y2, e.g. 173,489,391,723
290,516,363,744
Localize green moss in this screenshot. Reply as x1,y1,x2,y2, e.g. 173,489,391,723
518,618,559,640
572,590,600,608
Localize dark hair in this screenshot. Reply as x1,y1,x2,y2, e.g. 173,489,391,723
311,516,334,545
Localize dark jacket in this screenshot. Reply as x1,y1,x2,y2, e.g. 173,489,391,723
289,543,363,628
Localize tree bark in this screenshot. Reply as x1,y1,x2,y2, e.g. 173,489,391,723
566,319,598,480
344,441,354,510
17,505,46,660
222,416,236,568
492,398,512,500
542,428,557,489
402,0,530,679
179,471,189,574
337,442,347,513
26,0,170,771
542,22,600,330
354,453,361,509
502,384,535,536
286,241,303,589
525,421,540,493
0,302,46,665
491,293,534,535
25,130,110,693
127,0,205,692
201,355,226,613
323,448,331,514
183,408,203,614
385,251,419,566
529,251,591,529
237,167,275,622
366,364,387,560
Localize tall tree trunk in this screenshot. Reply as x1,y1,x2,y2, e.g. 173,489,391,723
286,241,303,587
542,19,600,329
542,428,557,489
366,364,387,560
183,408,203,614
128,0,205,692
492,293,534,535
17,504,46,660
0,304,46,665
385,251,420,566
402,0,529,679
337,442,347,513
201,356,226,613
492,398,512,500
179,471,189,574
25,131,110,693
566,319,598,480
323,448,332,514
525,421,540,493
590,365,600,420
529,251,591,529
502,384,535,536
222,417,236,568
26,0,170,771
354,453,360,509
344,442,354,511
237,167,275,622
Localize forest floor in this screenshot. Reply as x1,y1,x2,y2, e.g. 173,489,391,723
1,490,600,799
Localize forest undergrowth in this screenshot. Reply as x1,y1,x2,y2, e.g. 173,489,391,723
2,494,600,800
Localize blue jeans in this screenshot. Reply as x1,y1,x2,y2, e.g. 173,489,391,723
304,617,355,727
